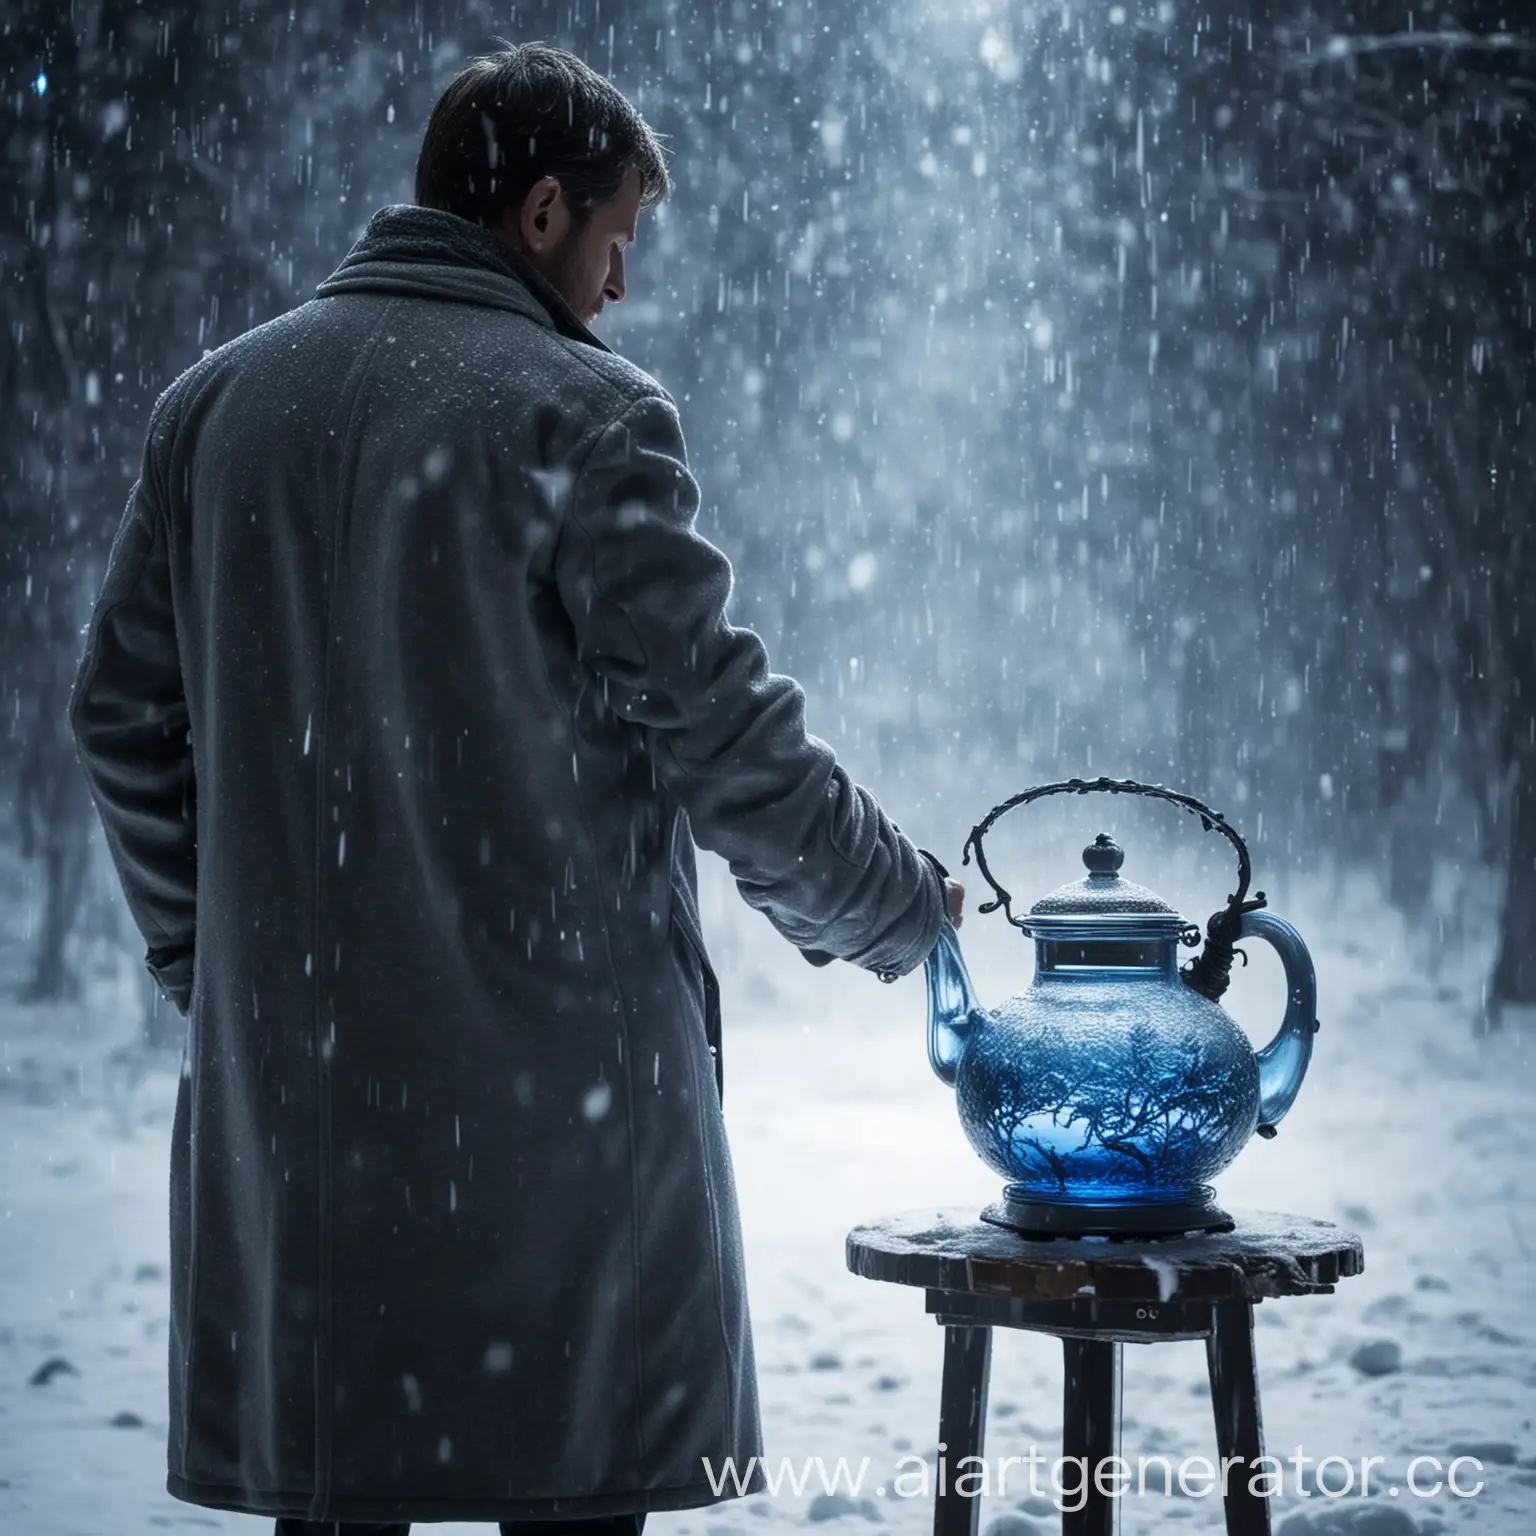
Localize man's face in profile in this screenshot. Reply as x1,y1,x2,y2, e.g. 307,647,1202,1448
501,164,642,326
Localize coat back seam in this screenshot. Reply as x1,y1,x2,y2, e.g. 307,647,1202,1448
307,299,397,1516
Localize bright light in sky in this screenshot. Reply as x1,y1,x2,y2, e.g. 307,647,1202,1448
34,72,47,95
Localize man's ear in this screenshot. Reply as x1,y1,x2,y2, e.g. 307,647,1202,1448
520,177,567,254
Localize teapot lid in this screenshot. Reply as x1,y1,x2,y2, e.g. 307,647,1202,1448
1024,834,1188,936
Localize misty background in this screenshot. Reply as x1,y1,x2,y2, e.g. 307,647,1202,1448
4,0,1533,1038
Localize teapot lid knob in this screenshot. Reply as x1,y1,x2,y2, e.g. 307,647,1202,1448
1083,833,1125,876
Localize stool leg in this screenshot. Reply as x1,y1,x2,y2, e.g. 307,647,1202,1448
933,1323,991,1536
1060,1337,1121,1536
1205,1299,1271,1535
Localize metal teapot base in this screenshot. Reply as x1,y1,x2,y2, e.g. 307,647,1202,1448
981,1186,1235,1240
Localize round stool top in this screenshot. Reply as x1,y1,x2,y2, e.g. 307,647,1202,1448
846,1208,1363,1304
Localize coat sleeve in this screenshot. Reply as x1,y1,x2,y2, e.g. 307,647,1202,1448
554,390,944,979
66,423,197,1015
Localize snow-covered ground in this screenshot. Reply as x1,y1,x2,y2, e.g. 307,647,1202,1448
2,835,1533,1536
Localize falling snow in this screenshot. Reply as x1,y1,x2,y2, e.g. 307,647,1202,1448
3,4,1532,1534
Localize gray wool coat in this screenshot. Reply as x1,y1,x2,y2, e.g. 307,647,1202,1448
66,204,945,1524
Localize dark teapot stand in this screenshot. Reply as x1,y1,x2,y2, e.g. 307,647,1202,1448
982,1184,1235,1239
847,1207,1365,1536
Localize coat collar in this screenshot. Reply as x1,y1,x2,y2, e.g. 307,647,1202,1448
315,204,613,354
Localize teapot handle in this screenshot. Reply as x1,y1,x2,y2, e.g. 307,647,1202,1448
1238,909,1320,1137
963,775,1257,933
963,775,1269,1004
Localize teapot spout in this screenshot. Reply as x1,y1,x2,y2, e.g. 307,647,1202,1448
925,922,985,1086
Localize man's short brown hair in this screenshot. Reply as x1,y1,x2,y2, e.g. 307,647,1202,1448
415,40,670,230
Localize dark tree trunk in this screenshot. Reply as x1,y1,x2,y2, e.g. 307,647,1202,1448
1487,753,1536,1031
15,625,94,1004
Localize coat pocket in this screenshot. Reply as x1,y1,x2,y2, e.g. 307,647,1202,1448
669,888,724,1105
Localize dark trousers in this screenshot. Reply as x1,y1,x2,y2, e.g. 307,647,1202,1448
275,1517,646,1536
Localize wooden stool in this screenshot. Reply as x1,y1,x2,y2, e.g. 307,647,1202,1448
846,1208,1363,1536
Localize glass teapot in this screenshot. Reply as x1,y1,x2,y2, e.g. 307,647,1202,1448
926,777,1319,1237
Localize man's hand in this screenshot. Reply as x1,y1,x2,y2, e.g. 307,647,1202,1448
917,850,965,932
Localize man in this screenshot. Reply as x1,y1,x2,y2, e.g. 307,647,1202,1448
67,40,962,1536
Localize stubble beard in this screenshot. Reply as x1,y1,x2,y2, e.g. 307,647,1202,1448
543,225,594,323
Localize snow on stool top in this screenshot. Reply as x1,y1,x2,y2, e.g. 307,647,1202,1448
845,1208,1364,1304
